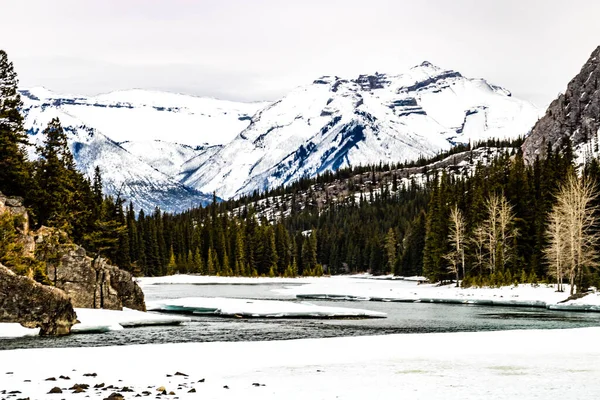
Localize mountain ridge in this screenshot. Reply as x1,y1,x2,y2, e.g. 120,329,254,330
20,61,541,210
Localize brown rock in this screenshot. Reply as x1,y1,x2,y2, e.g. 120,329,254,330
104,393,124,400
0,264,77,335
48,387,63,394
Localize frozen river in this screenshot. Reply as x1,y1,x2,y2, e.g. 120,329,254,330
2,281,600,350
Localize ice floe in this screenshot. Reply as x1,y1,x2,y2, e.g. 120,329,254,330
147,297,386,318
71,308,191,333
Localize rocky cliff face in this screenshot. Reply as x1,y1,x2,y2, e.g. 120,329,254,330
0,264,77,335
42,237,145,311
0,193,146,334
523,46,600,163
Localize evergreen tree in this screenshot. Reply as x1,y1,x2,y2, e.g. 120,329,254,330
0,50,31,199
384,228,397,275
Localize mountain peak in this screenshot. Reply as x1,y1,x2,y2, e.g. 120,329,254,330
411,61,442,71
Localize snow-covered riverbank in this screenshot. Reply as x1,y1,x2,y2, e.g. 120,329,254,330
1,327,599,399
0,308,190,338
277,276,600,310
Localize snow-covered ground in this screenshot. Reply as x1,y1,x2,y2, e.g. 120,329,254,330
1,328,600,399
147,297,386,318
0,323,39,338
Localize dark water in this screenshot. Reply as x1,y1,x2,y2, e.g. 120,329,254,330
3,283,600,351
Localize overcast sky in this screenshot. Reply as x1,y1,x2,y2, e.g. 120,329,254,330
1,0,599,106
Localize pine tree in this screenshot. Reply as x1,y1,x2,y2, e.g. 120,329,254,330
193,247,203,274
34,118,78,232
0,50,31,199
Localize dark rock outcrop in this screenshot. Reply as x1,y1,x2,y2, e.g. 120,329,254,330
523,46,600,163
0,264,77,335
39,229,146,311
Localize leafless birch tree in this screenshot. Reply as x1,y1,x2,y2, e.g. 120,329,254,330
479,193,517,274
545,207,566,292
551,173,599,295
444,205,466,286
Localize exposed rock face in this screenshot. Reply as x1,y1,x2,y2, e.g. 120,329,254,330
40,230,146,311
0,264,77,335
523,46,600,163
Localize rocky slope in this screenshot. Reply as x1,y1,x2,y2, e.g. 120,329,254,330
523,46,600,164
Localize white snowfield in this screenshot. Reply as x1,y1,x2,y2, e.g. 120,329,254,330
1,328,600,399
146,297,386,318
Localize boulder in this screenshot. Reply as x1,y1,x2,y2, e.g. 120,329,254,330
0,264,77,335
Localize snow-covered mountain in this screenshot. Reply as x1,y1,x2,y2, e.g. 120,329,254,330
20,62,541,210
182,62,541,198
18,88,267,212
20,87,265,146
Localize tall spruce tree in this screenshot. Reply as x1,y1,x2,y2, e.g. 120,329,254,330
0,50,31,198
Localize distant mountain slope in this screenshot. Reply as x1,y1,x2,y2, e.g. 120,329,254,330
20,94,214,213
522,46,600,164
20,87,266,146
182,62,540,198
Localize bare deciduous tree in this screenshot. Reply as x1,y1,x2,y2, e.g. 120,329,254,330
550,173,599,295
545,207,566,292
444,205,466,286
471,225,487,277
478,193,517,274
484,194,500,273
